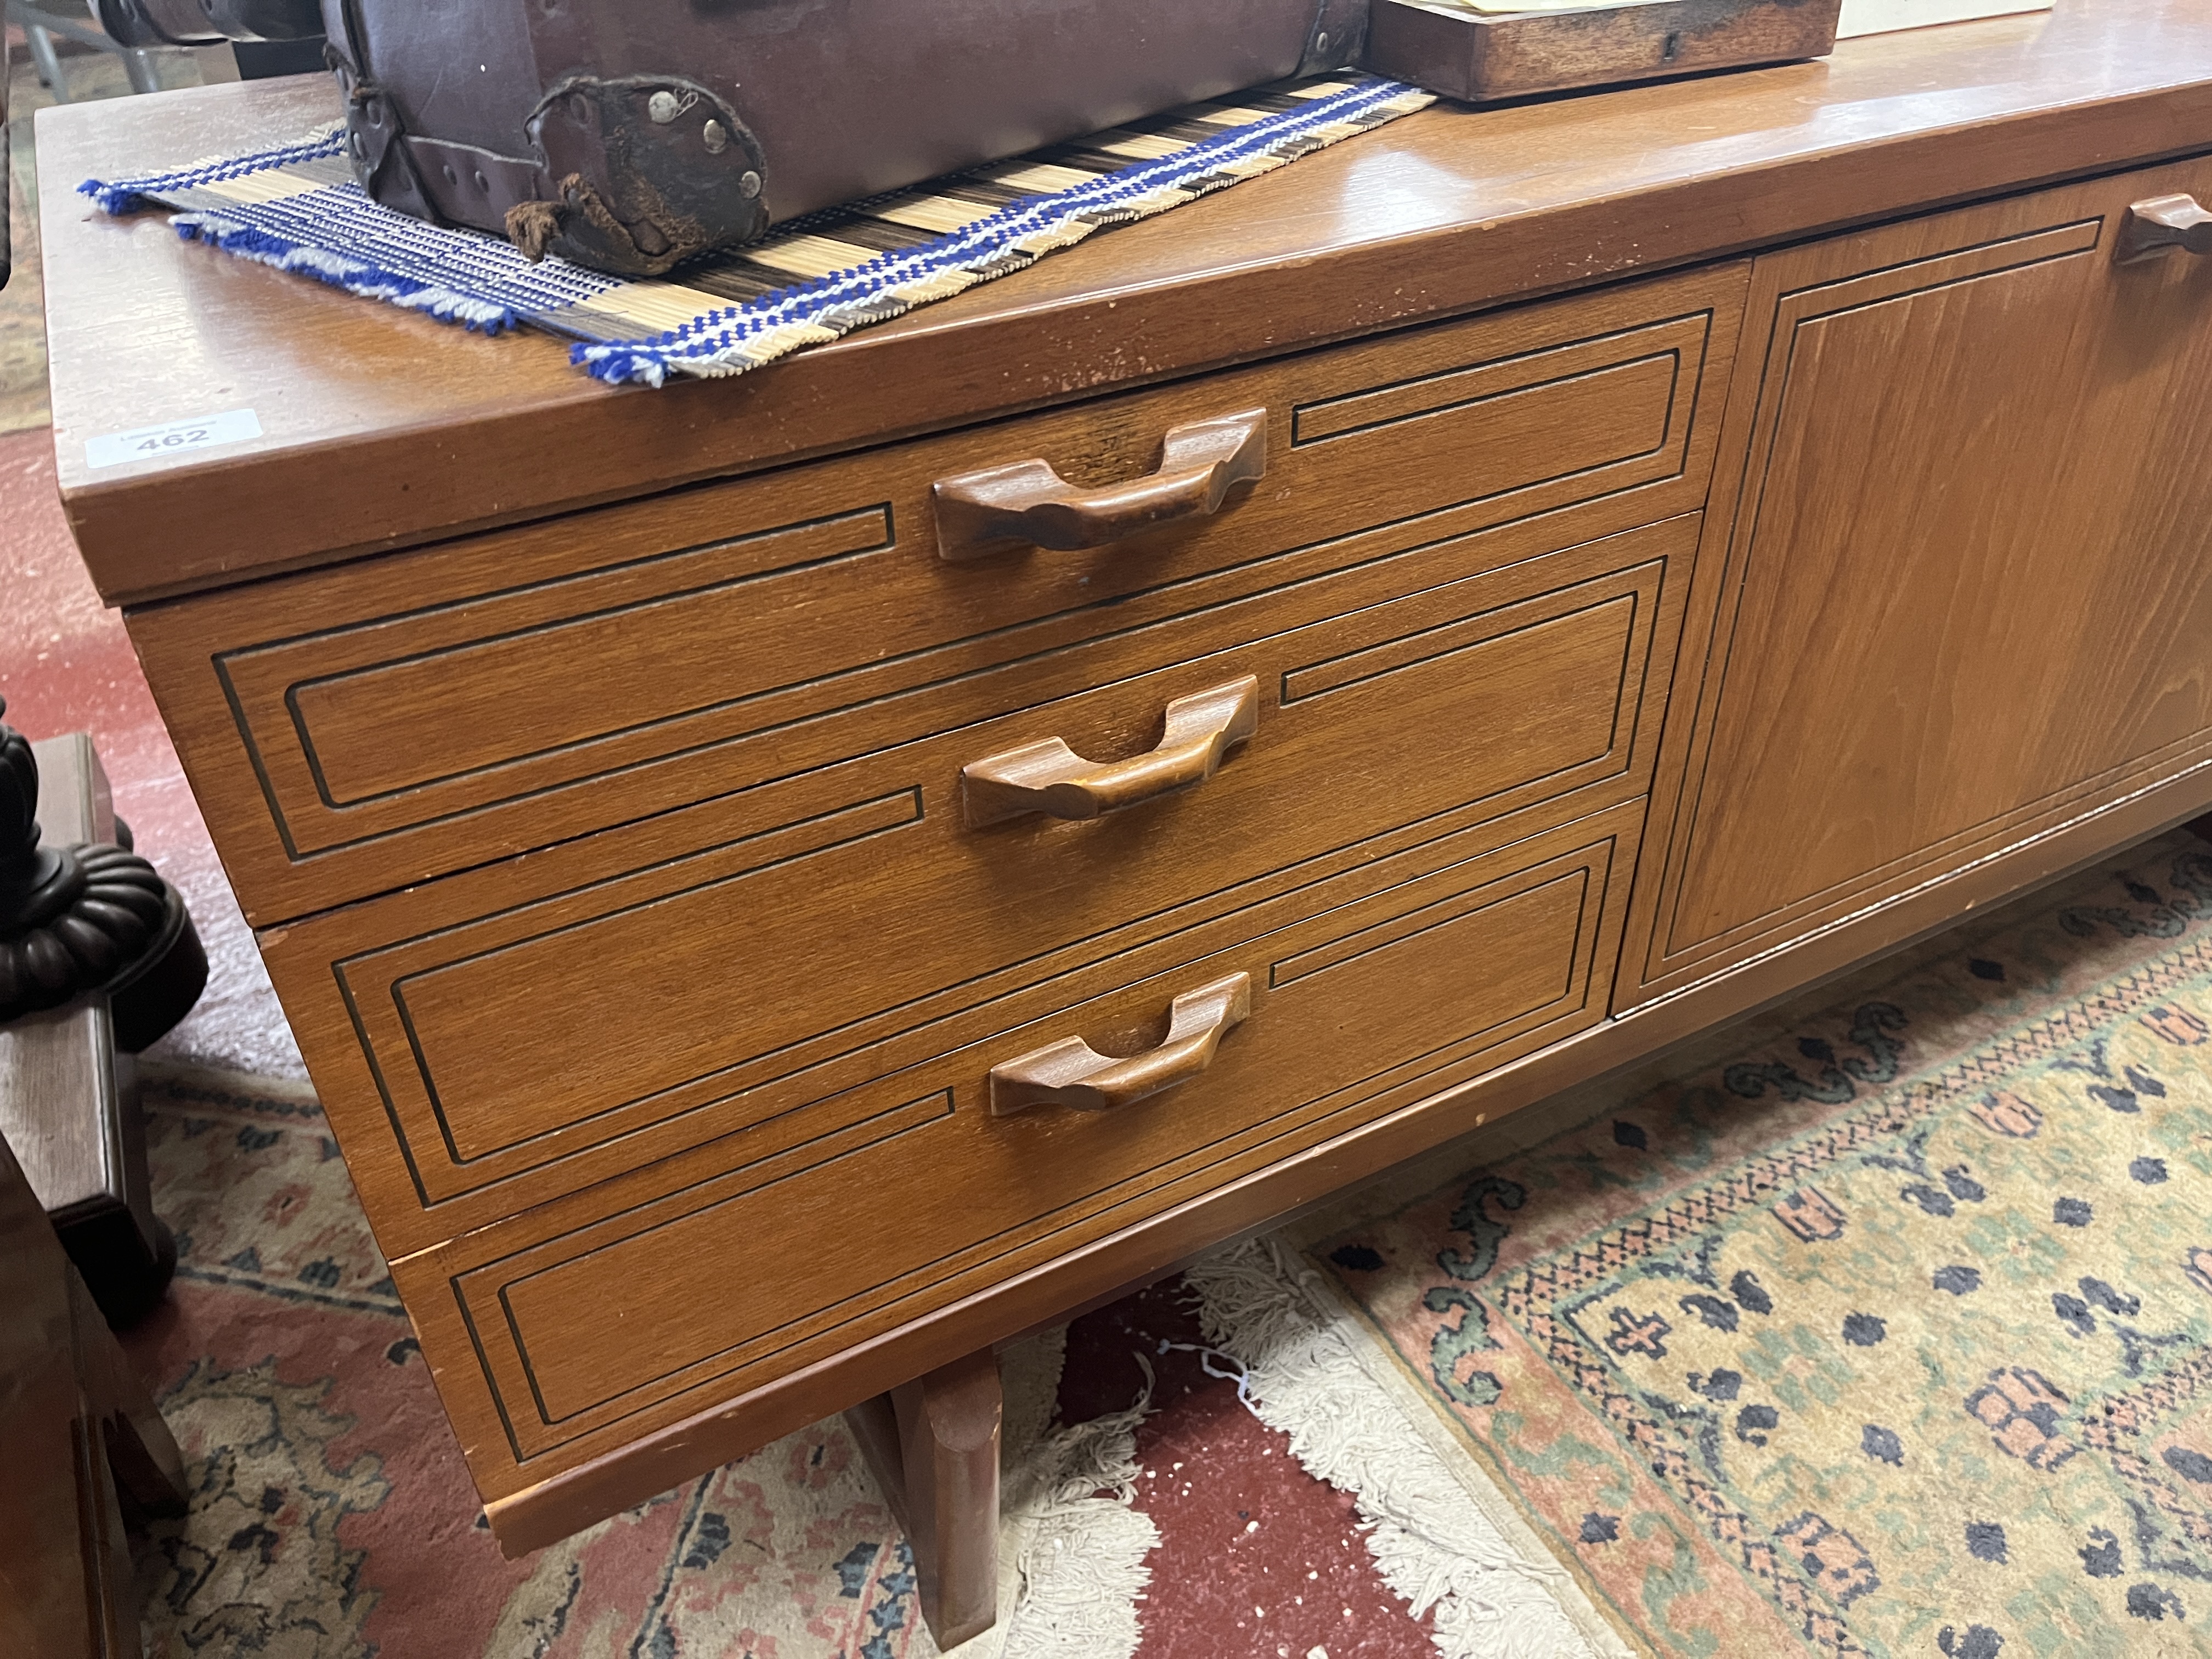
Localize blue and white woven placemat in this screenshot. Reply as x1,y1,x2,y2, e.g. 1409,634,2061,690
82,75,1432,388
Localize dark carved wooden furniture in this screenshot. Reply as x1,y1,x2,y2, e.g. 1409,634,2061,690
1,26,10,294
38,1,2212,1641
0,1121,187,1658
0,704,207,1053
0,718,197,1327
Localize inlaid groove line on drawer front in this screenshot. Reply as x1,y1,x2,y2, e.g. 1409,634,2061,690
454,1090,958,1458
338,789,925,1199
1283,580,1646,708
448,831,1619,1454
1290,309,1708,444
1294,352,1679,456
277,507,898,811
492,1092,955,1441
1657,216,2120,971
216,506,897,858
233,493,1684,872
387,782,1586,1207
1278,591,1646,839
250,503,1684,870
471,840,1617,1455
377,770,1572,1192
219,320,1713,874
226,504,896,667
1769,218,2103,307
388,790,924,1167
1272,868,1589,996
1659,725,2212,977
342,552,1665,1210
458,912,1619,1462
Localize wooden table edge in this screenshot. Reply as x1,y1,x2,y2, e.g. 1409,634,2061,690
41,46,2212,606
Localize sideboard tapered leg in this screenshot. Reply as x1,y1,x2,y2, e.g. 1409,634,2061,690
845,1346,1002,1650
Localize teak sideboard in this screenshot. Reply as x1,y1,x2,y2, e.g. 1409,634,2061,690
37,1,2212,1643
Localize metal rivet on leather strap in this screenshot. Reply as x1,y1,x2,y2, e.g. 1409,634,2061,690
740,170,763,199
702,120,730,155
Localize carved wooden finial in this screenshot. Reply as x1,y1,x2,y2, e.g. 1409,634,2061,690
0,696,174,1024
0,695,49,894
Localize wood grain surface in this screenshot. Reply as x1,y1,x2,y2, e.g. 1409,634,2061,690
0,1124,185,1659
932,407,1269,564
259,514,1695,1257
121,266,1739,923
844,1350,1003,1650
1365,0,1842,103
41,0,2212,1570
400,802,1641,1511
889,1350,1002,1649
0,736,120,1220
0,1125,97,1659
1622,153,2212,1007
38,0,2212,606
478,768,2212,1556
961,679,1261,830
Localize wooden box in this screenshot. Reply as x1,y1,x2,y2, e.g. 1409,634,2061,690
1363,0,1843,102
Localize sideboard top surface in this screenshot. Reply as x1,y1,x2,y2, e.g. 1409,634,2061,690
38,0,2212,605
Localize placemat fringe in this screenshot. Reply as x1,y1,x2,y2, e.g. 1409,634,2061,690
172,210,525,333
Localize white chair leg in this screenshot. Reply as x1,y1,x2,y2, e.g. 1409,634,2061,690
25,24,72,103
122,48,163,95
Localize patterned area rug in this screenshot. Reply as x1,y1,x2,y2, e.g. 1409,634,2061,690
1198,828,2212,1658
119,1068,1154,1658
79,74,1431,387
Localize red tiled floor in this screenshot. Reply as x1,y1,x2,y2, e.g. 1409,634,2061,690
1,419,1434,1652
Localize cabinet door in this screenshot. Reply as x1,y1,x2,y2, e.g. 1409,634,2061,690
1623,159,2212,1008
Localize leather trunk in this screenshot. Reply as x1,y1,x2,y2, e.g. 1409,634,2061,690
319,0,1369,276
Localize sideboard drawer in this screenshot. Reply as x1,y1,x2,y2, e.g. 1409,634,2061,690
130,262,1744,924
264,518,1692,1252
393,802,1643,1494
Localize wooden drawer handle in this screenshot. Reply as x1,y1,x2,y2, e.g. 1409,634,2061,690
989,973,1252,1116
933,408,1267,562
963,675,1259,828
2118,194,2212,263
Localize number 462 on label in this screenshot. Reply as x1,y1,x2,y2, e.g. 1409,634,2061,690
85,409,263,470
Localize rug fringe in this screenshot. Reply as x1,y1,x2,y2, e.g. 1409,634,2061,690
1186,1239,1623,1659
138,1056,320,1107
1000,1395,1160,1658
933,1370,1160,1659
